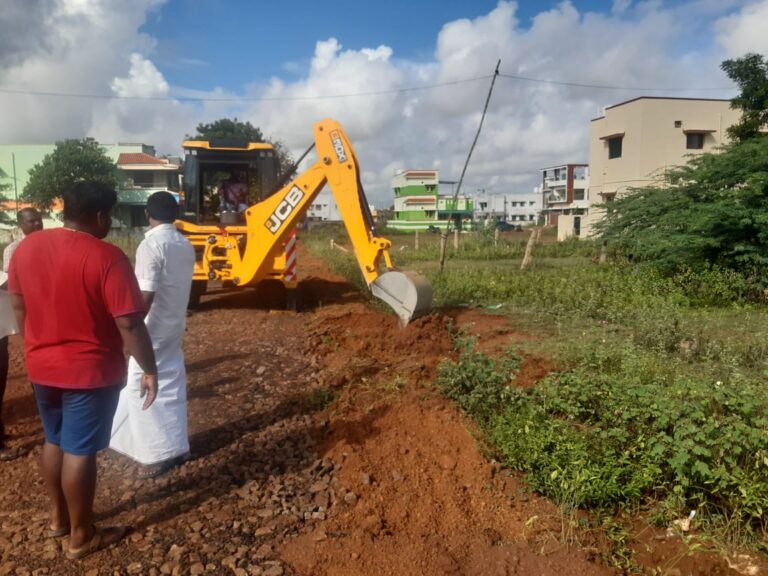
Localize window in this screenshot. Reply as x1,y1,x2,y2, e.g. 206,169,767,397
608,137,623,159
686,133,705,150
573,189,585,201
674,120,682,128
129,170,155,187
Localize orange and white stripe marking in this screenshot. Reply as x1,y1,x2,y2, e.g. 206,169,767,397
284,230,297,282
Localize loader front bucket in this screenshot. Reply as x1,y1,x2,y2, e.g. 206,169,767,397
371,270,432,326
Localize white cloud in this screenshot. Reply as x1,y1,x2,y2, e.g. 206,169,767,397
715,0,768,58
0,0,746,207
111,54,169,97
611,0,632,15
0,0,165,143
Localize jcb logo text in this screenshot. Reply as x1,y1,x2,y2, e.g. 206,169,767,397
330,130,347,163
265,186,305,234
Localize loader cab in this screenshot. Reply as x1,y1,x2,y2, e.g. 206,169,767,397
180,139,280,224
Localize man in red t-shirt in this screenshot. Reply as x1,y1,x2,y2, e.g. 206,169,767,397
8,180,158,560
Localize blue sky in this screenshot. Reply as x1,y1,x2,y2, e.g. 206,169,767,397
1,0,765,205
141,0,691,92
142,0,518,89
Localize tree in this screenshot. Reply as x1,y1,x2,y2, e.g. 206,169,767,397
0,168,13,223
190,118,264,142
721,53,768,142
0,167,10,198
596,137,768,278
190,118,295,178
23,138,118,210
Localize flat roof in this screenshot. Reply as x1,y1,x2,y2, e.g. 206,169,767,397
591,96,732,121
540,163,588,170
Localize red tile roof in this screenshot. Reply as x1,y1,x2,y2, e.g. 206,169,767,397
0,199,64,211
405,171,437,177
117,153,168,166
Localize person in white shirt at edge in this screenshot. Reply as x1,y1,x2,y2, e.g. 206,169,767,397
110,192,195,477
0,208,43,460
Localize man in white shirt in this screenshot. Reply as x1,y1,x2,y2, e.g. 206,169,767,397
110,192,195,477
3,208,44,275
0,208,43,460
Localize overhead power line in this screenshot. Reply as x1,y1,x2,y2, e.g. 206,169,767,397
0,71,733,103
498,72,733,92
0,75,493,102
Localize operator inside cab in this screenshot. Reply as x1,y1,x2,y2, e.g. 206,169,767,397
218,172,249,214
180,138,279,226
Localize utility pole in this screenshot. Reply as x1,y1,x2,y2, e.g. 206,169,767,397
439,59,501,272
11,153,19,210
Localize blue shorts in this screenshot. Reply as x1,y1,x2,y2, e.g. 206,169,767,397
32,384,121,456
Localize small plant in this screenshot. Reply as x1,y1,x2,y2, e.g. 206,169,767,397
303,386,336,410
436,331,520,424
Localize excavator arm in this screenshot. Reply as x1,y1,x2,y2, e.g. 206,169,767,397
180,118,432,325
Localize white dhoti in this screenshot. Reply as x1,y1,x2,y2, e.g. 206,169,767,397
110,342,189,465
110,223,195,466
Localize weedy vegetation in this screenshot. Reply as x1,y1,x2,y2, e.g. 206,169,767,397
305,223,768,558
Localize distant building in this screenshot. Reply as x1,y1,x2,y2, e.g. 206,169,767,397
305,191,342,222
473,193,507,222
539,164,590,240
507,193,543,224
474,192,542,226
388,170,473,232
304,191,377,225
0,142,179,229
583,96,741,236
115,151,180,227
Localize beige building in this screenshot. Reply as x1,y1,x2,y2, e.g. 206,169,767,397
590,97,740,201
578,97,741,237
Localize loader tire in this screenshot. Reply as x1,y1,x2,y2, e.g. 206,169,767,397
286,287,298,312
188,280,207,309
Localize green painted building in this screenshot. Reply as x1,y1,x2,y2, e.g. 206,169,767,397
387,170,474,230
388,170,473,232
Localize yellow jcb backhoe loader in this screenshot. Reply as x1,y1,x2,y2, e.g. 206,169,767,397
176,118,432,325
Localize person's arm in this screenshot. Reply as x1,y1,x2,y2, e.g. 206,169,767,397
1,242,14,288
114,313,158,410
141,291,155,315
135,241,160,316
2,242,13,275
104,250,158,410
9,293,25,337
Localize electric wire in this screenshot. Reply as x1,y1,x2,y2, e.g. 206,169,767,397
498,72,733,92
0,70,734,103
0,75,492,102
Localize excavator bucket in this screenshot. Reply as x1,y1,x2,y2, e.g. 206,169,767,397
371,270,433,326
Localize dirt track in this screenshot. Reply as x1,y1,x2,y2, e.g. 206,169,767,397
0,245,752,575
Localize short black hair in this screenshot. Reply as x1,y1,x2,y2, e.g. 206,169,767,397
16,207,40,223
62,180,117,223
146,191,178,223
